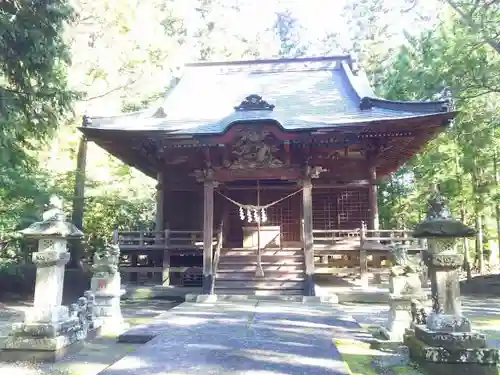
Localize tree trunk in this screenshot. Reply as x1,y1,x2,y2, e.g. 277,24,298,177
69,135,88,270
471,158,484,274
461,209,472,281
475,210,484,274
494,149,500,259
455,152,472,280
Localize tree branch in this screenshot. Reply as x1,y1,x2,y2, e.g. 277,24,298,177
445,0,500,55
82,78,140,101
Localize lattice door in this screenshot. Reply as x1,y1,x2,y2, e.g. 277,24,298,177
262,190,301,243
312,188,338,231
224,188,301,244
336,189,369,229
312,188,369,230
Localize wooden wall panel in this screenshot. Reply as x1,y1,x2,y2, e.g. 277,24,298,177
164,189,203,231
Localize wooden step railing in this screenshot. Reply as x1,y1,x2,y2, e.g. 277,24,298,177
210,220,225,294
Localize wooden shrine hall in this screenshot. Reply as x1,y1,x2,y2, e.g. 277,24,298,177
81,55,456,296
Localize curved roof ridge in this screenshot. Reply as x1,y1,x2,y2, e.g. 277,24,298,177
340,61,453,113
185,55,353,68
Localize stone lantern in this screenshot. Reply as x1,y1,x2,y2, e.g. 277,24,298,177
1,196,92,361
404,187,500,374
412,187,475,322
19,196,83,323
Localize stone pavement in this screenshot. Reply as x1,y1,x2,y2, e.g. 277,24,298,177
102,300,355,375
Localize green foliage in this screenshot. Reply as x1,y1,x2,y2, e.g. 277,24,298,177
0,1,77,162
273,9,308,58
376,11,499,267
0,1,77,262
1,0,498,273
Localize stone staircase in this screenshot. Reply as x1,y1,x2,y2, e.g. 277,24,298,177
214,247,306,295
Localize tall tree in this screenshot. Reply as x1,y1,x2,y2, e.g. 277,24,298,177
273,9,308,58
0,1,76,164
0,1,76,254
378,13,499,272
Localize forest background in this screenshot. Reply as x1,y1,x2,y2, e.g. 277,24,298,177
0,0,498,278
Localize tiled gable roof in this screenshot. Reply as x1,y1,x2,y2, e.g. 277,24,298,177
84,56,452,134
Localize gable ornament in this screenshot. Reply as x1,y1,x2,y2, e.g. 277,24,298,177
234,94,275,111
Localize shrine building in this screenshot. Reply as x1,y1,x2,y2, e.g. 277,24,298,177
81,55,456,296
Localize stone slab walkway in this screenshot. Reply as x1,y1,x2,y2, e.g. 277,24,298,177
102,300,354,375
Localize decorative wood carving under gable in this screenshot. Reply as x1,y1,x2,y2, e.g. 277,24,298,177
227,128,284,170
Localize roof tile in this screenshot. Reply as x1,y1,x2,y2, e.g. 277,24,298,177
86,56,449,134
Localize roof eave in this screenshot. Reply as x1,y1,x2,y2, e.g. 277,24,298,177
340,60,456,115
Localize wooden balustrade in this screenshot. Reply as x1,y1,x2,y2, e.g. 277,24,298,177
115,229,207,251
313,226,427,280
117,226,223,286
312,228,424,251
115,224,427,285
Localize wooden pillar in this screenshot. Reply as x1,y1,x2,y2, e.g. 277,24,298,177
156,172,170,286
155,172,164,233
202,180,216,294
368,165,380,231
359,223,368,287
302,178,315,296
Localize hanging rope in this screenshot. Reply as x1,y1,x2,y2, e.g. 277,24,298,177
217,187,303,211
217,183,304,278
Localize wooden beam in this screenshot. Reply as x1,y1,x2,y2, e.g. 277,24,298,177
221,181,370,190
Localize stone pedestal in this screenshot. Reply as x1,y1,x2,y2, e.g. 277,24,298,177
405,323,500,375
0,196,98,362
371,243,427,349
91,244,128,335
380,295,415,342
374,271,427,347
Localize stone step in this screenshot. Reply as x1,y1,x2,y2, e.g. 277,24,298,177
216,273,305,281
215,280,304,289
218,255,304,263
222,249,304,256
213,288,304,296
218,259,304,266
217,264,304,272
225,247,302,250
216,270,305,278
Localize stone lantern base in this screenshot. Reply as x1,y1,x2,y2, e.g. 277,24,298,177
404,323,500,375
0,293,102,363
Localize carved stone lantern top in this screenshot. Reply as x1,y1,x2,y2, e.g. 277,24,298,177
413,187,475,239
19,195,84,238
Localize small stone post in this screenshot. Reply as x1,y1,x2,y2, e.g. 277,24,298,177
404,188,500,374
91,243,128,335
2,196,86,361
